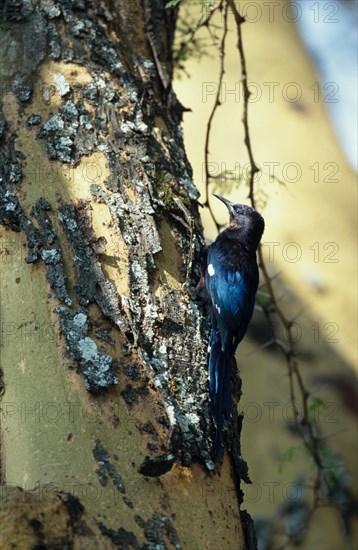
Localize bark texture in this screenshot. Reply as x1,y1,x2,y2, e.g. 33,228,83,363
0,1,252,548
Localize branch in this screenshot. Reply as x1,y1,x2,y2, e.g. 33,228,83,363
203,2,228,232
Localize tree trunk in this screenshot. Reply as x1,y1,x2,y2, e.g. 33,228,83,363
0,1,252,547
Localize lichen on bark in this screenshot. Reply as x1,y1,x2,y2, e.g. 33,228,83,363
1,0,214,470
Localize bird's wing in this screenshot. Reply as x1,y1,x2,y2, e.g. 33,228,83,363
206,252,255,350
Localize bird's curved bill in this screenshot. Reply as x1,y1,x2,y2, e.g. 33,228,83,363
212,194,235,217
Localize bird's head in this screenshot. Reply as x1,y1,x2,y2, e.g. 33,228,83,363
213,194,265,249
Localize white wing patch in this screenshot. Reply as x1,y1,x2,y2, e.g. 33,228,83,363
208,263,215,276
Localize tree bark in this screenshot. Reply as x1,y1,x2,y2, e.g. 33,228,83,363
0,1,252,547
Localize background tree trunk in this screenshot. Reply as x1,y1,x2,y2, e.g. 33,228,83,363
0,1,252,547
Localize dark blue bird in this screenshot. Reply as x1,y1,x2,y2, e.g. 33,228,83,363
205,194,265,460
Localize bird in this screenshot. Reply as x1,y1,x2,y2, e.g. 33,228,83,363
205,194,265,459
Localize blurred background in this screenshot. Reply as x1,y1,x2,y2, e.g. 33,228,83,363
174,0,357,548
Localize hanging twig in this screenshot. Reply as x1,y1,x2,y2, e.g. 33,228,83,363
203,2,229,232
225,0,260,203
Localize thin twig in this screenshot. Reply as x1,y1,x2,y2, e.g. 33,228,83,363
225,0,260,203
173,1,224,73
203,2,229,232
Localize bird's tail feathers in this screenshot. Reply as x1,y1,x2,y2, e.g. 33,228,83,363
208,326,233,460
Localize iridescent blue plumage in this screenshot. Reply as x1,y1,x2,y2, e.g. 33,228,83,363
206,195,264,459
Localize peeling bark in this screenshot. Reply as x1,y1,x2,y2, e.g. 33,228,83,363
0,1,253,547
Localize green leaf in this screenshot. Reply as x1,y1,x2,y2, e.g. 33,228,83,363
308,397,325,412
255,284,273,308
277,444,302,473
165,0,181,8
307,397,325,422
319,445,343,491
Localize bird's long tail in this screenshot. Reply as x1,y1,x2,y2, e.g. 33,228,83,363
208,322,233,460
